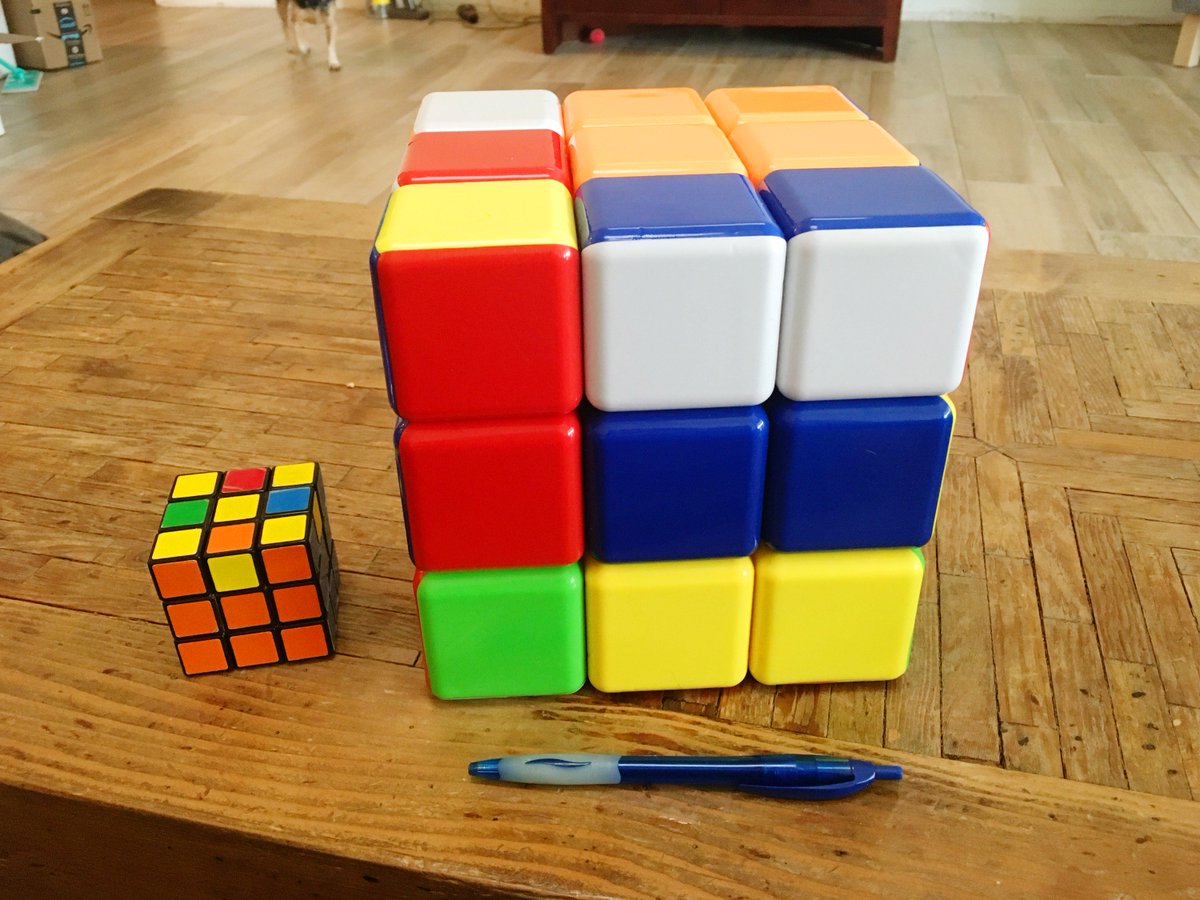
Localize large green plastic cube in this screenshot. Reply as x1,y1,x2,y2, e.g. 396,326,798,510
416,564,586,699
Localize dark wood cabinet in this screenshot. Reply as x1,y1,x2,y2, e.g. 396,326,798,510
541,0,902,61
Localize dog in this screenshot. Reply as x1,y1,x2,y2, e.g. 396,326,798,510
277,0,341,71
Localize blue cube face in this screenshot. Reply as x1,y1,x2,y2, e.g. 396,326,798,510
762,395,954,551
760,166,986,237
583,406,769,563
576,173,782,247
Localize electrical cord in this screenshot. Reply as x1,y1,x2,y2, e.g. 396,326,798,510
452,0,539,29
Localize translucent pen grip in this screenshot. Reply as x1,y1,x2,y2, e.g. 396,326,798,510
496,753,622,785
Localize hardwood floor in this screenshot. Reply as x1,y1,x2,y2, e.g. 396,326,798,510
3,0,1200,258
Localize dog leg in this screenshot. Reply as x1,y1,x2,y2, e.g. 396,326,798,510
295,5,312,56
277,0,300,54
324,4,341,71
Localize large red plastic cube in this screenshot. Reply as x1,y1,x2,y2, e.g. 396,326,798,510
396,129,570,188
396,414,584,571
371,180,582,422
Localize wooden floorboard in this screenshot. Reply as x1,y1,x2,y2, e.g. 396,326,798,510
2,0,1200,263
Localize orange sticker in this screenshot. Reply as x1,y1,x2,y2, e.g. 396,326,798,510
229,630,280,667
166,600,219,638
262,545,312,585
221,592,271,630
272,583,322,622
177,638,229,675
281,624,330,661
153,560,207,600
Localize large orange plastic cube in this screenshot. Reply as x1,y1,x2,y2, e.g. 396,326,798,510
562,87,713,138
706,85,867,134
568,123,746,192
730,119,918,186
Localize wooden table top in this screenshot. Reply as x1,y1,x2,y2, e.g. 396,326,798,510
2,189,1199,897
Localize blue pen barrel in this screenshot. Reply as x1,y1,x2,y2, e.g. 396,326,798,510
616,754,856,786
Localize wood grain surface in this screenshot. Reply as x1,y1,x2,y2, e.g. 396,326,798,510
1,190,1199,897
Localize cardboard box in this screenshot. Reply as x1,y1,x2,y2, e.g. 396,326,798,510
0,0,101,70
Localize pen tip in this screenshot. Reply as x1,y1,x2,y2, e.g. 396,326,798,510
874,764,903,781
468,758,500,779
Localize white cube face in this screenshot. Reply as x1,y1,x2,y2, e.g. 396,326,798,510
412,90,563,135
776,225,989,401
583,235,786,411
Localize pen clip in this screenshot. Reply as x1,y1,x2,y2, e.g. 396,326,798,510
736,760,898,800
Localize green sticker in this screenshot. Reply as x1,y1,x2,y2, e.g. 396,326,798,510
161,499,209,529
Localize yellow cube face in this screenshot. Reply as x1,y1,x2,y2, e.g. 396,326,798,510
171,472,218,499
260,514,308,545
374,180,577,253
271,462,316,487
750,547,925,684
213,494,260,523
206,553,260,593
584,556,753,693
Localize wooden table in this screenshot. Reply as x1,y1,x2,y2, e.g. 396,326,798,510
2,190,1199,896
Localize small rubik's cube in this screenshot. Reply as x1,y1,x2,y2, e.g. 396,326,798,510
148,463,339,675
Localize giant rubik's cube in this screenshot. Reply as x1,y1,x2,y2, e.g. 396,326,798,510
372,87,987,699
148,463,339,674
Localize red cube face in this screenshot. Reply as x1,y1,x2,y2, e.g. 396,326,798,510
396,414,584,571
396,129,570,189
372,244,582,422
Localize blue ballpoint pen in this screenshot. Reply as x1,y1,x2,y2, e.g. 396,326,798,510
467,753,902,800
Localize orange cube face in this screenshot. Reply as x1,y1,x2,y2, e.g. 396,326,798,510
206,522,255,554
166,600,219,638
562,88,713,138
230,630,281,667
273,583,323,622
568,123,747,191
729,120,919,185
220,591,272,630
262,544,313,585
705,86,866,134
281,624,331,662
177,638,230,675
152,559,207,600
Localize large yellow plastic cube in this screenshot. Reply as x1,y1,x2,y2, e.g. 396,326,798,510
750,546,925,684
584,555,753,693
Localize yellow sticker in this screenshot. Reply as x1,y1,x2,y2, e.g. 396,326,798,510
272,463,316,488
172,472,218,499
207,553,260,592
152,528,202,560
261,515,308,545
214,494,260,523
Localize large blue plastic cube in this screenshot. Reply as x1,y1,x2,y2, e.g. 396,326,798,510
583,406,768,563
762,394,955,551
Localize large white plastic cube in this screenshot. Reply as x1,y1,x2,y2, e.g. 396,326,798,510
578,174,785,412
761,166,989,401
412,89,563,135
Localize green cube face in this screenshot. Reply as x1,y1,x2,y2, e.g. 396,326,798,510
161,498,210,529
417,564,585,700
